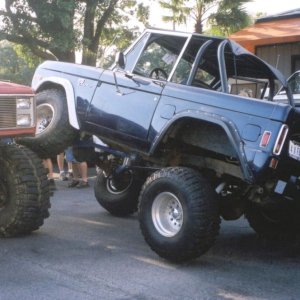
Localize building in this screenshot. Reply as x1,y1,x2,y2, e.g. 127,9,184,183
230,9,300,78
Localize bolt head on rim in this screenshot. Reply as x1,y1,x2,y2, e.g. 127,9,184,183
151,192,183,237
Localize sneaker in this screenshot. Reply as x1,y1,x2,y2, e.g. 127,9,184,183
66,171,73,180
49,178,56,191
59,171,68,181
68,179,80,188
76,181,89,189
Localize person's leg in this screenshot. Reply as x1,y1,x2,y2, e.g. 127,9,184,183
66,146,81,187
77,162,89,188
80,162,88,182
67,161,73,178
43,158,56,190
57,152,67,180
43,158,54,179
68,162,81,187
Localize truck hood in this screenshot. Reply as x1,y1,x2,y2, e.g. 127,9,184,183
36,61,105,81
0,81,33,95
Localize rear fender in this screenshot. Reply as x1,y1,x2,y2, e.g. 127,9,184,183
150,110,254,182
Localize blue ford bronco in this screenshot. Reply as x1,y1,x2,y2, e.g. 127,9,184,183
21,29,300,262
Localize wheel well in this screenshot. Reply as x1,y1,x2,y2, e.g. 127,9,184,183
153,118,244,179
35,81,80,130
36,82,65,94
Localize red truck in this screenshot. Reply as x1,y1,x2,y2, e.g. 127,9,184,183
0,81,50,237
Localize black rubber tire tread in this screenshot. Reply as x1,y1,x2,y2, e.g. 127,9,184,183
138,167,220,262
19,89,78,158
0,143,51,237
94,171,144,216
245,202,295,240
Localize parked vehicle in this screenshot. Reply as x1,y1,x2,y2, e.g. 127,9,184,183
274,70,300,103
0,81,50,237
20,29,300,262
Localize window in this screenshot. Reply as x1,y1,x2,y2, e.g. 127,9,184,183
171,37,220,89
133,34,187,80
288,72,300,94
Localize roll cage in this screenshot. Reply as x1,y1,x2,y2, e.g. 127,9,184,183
119,29,292,105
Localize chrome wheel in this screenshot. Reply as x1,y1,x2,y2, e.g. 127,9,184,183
152,192,183,237
36,103,55,134
106,171,133,195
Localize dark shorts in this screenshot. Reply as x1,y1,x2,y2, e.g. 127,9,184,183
65,146,78,163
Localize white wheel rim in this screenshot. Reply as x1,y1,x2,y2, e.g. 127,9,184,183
152,192,183,237
36,103,55,135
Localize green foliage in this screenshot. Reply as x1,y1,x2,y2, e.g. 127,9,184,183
0,0,77,62
159,0,191,30
0,0,150,66
97,27,139,68
137,3,150,26
208,0,252,36
0,41,41,85
159,0,252,35
189,0,219,33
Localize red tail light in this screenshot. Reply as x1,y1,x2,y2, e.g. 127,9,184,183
260,131,271,147
273,124,289,155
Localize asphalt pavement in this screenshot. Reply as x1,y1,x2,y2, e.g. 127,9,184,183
1,172,300,300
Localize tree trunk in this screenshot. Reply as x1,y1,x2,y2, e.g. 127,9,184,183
81,48,97,66
194,19,203,34
81,0,119,66
56,51,76,63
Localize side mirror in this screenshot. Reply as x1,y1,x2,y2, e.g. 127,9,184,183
115,52,126,69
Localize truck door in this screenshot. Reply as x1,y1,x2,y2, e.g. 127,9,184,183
86,70,164,148
86,32,189,150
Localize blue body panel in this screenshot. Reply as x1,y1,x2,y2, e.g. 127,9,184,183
33,29,299,183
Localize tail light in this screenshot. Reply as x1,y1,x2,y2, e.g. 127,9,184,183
273,124,289,155
260,131,271,147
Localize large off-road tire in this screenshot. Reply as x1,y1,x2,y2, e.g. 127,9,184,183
94,170,144,216
0,143,51,237
19,89,78,158
138,167,220,262
245,202,296,240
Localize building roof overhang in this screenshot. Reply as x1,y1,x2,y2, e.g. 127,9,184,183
230,16,300,53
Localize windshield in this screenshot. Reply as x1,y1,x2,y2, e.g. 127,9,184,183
275,71,300,105
132,34,188,80
288,71,300,94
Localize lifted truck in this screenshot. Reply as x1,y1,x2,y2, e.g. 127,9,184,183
0,81,50,237
20,29,300,262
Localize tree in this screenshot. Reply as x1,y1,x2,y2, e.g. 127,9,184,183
0,1,149,66
0,41,41,84
159,0,191,30
208,0,252,36
159,0,252,35
88,1,150,67
189,0,217,34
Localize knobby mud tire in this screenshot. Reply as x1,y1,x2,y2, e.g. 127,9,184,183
0,143,51,237
138,167,220,262
94,170,144,216
19,89,79,158
245,202,297,240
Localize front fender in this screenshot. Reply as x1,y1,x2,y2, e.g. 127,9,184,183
150,110,254,182
32,75,80,130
